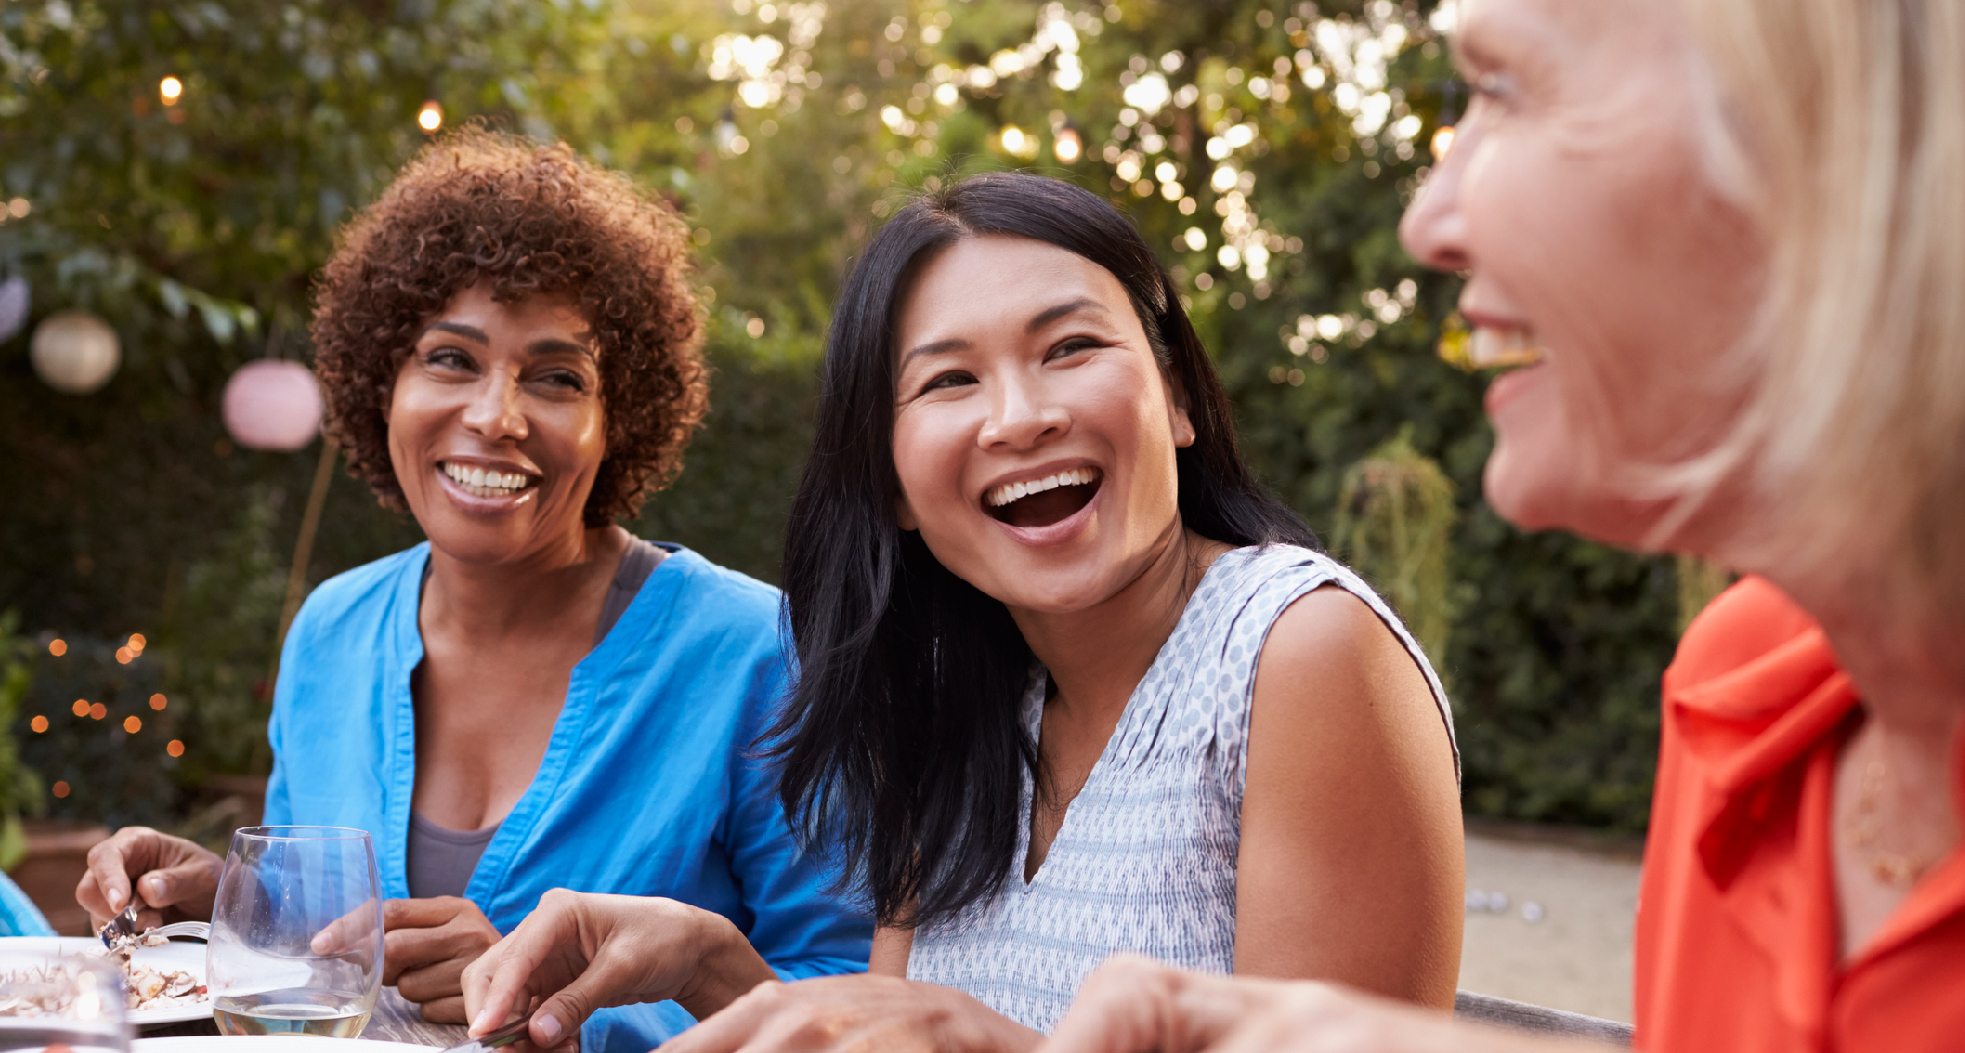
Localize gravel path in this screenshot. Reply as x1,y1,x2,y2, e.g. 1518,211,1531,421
1457,825,1643,1023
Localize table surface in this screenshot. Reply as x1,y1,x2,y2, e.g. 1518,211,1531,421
141,986,471,1047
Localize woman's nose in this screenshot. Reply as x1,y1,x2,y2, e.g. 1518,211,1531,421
1400,129,1476,273
977,375,1070,449
460,372,528,442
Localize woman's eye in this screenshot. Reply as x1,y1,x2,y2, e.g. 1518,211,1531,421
424,347,476,371
1048,337,1100,360
535,370,587,392
921,370,975,393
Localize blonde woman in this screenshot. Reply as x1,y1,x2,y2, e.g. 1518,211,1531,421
1039,0,1965,1051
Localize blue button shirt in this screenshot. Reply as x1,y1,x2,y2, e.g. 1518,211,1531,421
266,543,870,1051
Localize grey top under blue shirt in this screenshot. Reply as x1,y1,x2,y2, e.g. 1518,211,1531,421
404,538,667,900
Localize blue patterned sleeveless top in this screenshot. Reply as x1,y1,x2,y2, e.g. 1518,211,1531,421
905,544,1457,1032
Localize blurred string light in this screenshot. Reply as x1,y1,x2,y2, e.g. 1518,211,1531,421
418,99,444,133
1053,123,1083,164
159,76,182,105
29,716,47,734
46,638,64,657
51,781,69,799
997,124,1039,160
167,740,185,758
149,694,167,711
1431,81,1460,161
31,312,121,395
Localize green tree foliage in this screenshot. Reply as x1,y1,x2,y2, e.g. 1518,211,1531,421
4,0,1683,830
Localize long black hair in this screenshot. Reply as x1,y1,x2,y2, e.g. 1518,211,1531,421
769,172,1318,929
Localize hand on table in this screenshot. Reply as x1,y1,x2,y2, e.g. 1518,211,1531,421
1041,957,1596,1053
666,972,1040,1053
461,889,777,1051
76,826,223,931
373,897,503,1024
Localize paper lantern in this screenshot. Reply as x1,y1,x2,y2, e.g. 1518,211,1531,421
31,311,121,394
223,360,323,450
0,277,27,343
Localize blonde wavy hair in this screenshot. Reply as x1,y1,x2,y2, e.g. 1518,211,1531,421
1678,0,1965,628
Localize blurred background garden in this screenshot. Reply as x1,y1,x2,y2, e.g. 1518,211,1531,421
0,0,1698,936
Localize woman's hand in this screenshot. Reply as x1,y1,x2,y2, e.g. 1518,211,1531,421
1041,957,1594,1053
665,973,1041,1053
76,827,223,930
461,890,777,1049
377,897,504,1023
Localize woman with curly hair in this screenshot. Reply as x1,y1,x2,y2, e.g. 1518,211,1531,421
73,129,871,1052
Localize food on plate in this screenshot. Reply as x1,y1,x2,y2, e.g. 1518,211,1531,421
101,929,208,1012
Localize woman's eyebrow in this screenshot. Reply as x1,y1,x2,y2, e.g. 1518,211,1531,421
424,321,489,343
528,338,596,360
899,338,969,368
1027,297,1109,332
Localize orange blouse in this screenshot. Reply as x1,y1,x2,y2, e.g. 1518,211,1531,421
1633,577,1965,1052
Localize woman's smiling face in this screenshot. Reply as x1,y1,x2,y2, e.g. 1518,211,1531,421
388,282,607,564
891,236,1196,614
1399,0,1765,550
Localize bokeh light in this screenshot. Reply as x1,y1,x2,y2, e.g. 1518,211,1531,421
166,740,185,758
29,716,48,733
418,100,444,133
150,694,167,711
51,781,70,798
159,76,182,104
71,699,89,717
90,702,107,720
48,638,66,657
123,715,142,734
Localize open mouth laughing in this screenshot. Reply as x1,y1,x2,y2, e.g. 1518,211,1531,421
983,466,1103,529
438,460,538,501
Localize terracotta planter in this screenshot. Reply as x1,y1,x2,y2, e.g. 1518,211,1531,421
11,820,111,936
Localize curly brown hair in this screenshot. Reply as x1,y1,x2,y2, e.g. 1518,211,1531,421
312,126,708,526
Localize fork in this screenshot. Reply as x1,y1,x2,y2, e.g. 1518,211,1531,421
98,908,211,946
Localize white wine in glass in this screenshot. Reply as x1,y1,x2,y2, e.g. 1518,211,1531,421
206,826,383,1038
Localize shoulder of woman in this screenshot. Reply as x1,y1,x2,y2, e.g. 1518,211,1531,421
285,544,430,647
1254,585,1423,698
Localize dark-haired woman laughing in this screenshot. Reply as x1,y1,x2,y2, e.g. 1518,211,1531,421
461,172,1463,1053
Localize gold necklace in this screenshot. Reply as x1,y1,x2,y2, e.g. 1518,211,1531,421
1839,738,1954,887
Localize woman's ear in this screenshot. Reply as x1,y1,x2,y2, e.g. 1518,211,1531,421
1167,372,1197,449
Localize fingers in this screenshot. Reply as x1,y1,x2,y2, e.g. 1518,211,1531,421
384,896,474,931
397,957,470,1004
417,995,467,1025
661,980,788,1053
1043,957,1264,1053
311,899,383,959
78,828,219,925
136,860,220,913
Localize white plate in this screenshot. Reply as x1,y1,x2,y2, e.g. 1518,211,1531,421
0,935,212,1026
135,1040,429,1051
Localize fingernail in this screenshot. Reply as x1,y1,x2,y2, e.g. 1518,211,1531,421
471,1009,493,1034
536,1014,563,1044
106,888,123,910
144,876,166,901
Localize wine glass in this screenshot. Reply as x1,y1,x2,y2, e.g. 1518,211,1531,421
206,826,383,1037
0,949,129,1052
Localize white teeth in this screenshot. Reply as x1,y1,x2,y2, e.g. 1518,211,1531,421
440,462,531,498
985,467,1100,508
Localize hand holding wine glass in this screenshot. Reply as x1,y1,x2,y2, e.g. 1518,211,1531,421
206,826,384,1038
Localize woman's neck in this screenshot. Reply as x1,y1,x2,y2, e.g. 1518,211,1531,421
1010,527,1235,724
422,525,628,641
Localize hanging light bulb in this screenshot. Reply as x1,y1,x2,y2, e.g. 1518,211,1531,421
418,98,444,133
159,76,183,106
1053,123,1083,164
31,311,121,395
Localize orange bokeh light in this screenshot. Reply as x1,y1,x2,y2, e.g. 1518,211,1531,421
129,633,147,649
48,639,66,657
166,740,185,758
123,715,142,734
150,694,167,711
71,699,89,717
29,716,47,733
115,647,133,664
90,703,107,720
51,781,70,798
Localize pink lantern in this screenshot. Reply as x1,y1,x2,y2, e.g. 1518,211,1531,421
222,360,323,450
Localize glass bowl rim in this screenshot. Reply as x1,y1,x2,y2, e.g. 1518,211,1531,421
231,825,373,842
